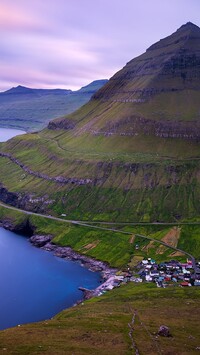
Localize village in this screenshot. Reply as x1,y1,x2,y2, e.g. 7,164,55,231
30,234,200,299
95,258,200,297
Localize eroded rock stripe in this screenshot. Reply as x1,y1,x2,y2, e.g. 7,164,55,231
0,152,92,185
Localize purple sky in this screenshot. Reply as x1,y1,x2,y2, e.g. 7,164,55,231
0,0,200,91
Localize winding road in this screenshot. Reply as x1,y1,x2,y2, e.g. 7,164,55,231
0,201,197,276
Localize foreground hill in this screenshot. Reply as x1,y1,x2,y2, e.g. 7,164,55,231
0,23,199,222
0,80,108,132
0,282,199,354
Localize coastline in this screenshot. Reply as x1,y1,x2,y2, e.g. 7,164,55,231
0,218,119,302
30,234,118,301
0,127,26,142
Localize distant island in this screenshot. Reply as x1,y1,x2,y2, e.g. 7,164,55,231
0,80,108,132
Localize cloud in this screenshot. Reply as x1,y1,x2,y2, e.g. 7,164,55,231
0,2,44,32
0,0,200,91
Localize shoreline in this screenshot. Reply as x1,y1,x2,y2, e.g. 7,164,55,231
30,234,118,300
0,127,26,142
0,219,120,302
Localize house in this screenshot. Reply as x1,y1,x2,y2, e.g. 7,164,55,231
142,260,148,265
180,281,190,287
196,267,200,275
165,276,171,282
150,259,156,265
194,280,200,286
158,276,164,282
145,264,152,270
187,259,193,265
172,277,177,282
138,270,146,278
150,270,159,278
145,275,153,282
113,281,120,287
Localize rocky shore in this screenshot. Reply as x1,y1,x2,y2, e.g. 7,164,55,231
0,219,122,302
30,234,117,300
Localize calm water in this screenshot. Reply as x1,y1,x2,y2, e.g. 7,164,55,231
0,127,26,142
0,227,101,330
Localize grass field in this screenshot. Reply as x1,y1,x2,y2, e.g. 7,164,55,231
0,191,199,354
0,283,199,354
0,205,199,267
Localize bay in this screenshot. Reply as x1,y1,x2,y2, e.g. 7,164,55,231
0,227,101,330
0,127,26,142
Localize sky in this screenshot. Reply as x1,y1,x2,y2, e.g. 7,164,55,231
0,0,200,91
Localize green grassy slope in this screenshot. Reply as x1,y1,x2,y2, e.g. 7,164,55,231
0,283,199,354
0,23,200,222
0,202,199,354
1,205,200,265
0,128,199,222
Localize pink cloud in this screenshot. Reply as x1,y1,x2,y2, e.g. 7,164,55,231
0,3,43,31
0,0,200,92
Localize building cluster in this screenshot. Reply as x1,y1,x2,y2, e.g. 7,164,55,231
136,258,200,287
95,258,200,298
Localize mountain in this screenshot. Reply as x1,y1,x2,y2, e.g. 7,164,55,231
50,22,200,139
0,23,200,354
0,80,108,131
0,23,200,223
4,85,71,95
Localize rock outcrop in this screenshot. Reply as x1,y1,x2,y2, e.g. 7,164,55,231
158,325,172,337
0,152,93,186
48,118,76,131
29,234,116,275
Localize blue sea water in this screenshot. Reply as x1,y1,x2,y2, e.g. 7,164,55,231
0,227,101,330
0,127,26,142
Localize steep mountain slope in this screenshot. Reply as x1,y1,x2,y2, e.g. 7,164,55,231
50,22,200,140
0,23,199,222
0,80,108,132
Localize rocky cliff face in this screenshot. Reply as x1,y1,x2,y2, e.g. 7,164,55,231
0,184,54,213
88,116,200,141
48,118,76,130
93,22,200,102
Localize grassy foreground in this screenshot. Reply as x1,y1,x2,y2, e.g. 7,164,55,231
0,283,199,354
0,205,200,354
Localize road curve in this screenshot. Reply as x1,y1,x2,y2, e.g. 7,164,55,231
0,201,197,275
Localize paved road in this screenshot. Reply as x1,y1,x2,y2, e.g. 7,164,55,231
74,221,200,226
0,201,197,275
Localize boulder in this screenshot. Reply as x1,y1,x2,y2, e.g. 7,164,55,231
30,235,52,247
158,325,172,337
